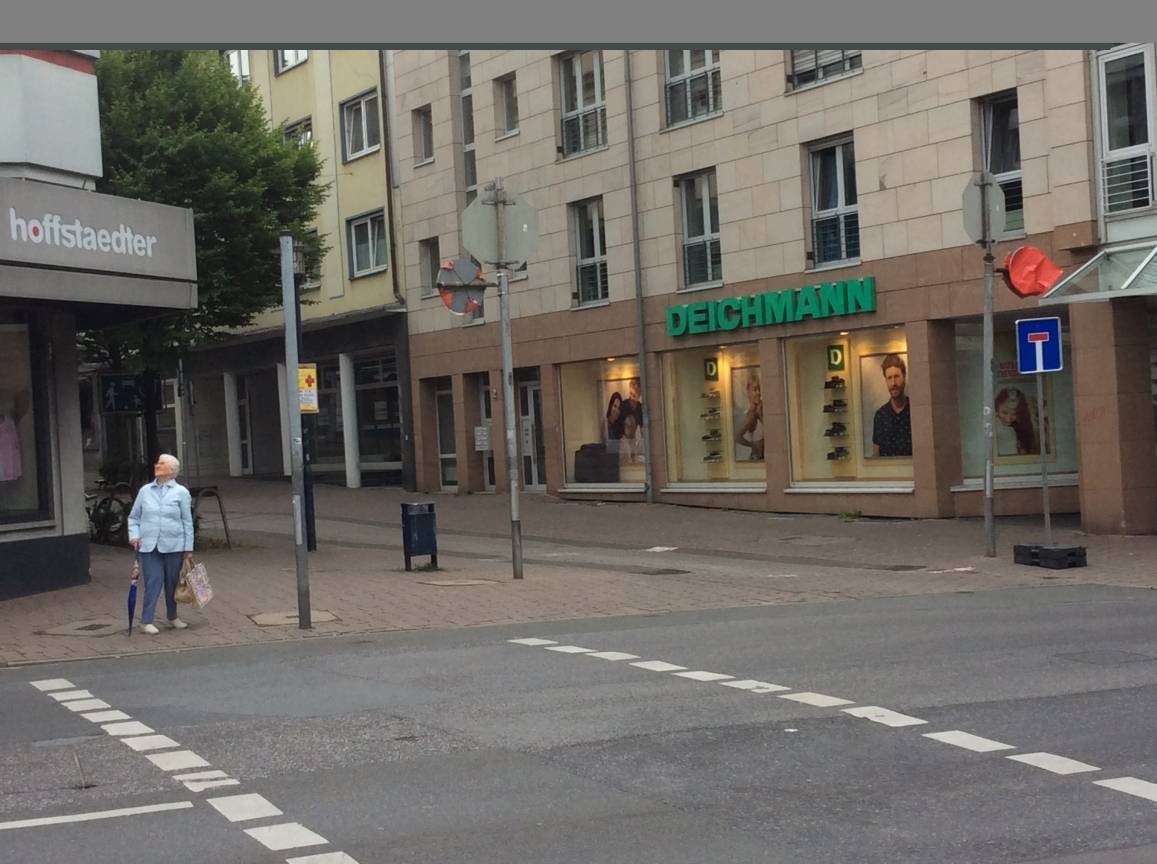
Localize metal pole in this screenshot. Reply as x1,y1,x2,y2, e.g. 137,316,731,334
1037,371,1052,546
493,178,524,580
980,174,996,558
280,232,312,628
293,280,318,552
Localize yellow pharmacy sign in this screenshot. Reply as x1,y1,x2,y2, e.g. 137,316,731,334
298,364,319,414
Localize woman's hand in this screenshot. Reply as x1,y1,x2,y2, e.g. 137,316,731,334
184,552,194,564
130,539,141,551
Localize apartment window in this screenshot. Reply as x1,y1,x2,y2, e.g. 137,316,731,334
680,170,722,288
459,51,478,204
665,50,722,126
982,92,1023,234
342,91,381,161
348,211,388,277
224,50,250,83
810,138,859,266
274,49,308,74
419,237,441,296
413,105,434,163
284,117,312,147
787,49,862,90
496,74,519,135
573,199,609,305
1098,44,1156,214
559,50,607,157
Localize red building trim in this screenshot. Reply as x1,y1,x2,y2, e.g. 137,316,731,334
0,50,96,75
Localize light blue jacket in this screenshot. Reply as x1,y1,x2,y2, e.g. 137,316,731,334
128,480,195,554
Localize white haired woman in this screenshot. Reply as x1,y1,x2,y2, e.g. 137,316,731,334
127,453,195,634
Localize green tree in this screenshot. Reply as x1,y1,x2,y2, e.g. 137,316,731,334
86,50,328,473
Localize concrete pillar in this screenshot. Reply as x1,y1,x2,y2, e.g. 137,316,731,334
338,353,362,488
539,364,562,493
451,373,472,494
411,377,440,493
1071,298,1157,534
908,319,961,518
276,363,291,477
222,372,242,478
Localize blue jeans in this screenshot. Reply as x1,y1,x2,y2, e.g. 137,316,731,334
139,550,183,625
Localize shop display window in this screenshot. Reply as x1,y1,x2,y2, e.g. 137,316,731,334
786,327,913,483
955,318,1078,479
560,359,647,485
662,344,764,483
0,312,51,524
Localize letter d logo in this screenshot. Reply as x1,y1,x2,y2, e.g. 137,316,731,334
827,345,845,371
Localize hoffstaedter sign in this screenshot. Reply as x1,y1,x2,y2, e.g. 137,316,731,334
1015,317,1063,375
666,277,876,338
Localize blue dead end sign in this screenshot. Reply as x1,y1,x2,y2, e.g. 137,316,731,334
1015,317,1063,375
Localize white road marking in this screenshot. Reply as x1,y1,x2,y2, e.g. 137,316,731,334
842,706,928,728
1008,752,1100,775
287,853,362,864
102,721,154,737
184,779,241,792
644,546,678,552
80,710,132,723
64,699,110,712
630,660,688,672
29,679,73,691
49,690,94,702
585,651,640,661
923,730,1015,753
778,692,855,708
507,638,557,646
0,801,193,832
543,645,595,653
1093,777,1157,803
147,750,211,771
122,735,181,752
720,679,791,694
207,793,283,823
173,770,230,782
673,671,735,682
244,822,328,851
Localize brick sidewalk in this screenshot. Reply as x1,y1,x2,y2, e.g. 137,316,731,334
4,478,1157,667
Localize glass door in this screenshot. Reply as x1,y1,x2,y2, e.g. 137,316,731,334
436,385,457,490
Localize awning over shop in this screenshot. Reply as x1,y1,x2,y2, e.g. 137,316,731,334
1040,241,1157,306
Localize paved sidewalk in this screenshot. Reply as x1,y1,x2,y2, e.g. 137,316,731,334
4,478,1157,666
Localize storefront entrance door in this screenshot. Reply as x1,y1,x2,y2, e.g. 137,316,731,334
519,382,546,490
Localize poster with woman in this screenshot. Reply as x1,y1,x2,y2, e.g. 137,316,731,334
730,366,764,462
994,378,1054,462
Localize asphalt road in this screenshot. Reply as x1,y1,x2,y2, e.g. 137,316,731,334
4,583,1157,863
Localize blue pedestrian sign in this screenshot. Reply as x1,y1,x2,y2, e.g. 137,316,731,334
1015,317,1063,375
99,373,145,414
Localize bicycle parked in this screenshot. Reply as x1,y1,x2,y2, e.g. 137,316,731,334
85,480,134,546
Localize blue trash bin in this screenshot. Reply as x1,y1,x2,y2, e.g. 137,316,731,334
401,502,437,571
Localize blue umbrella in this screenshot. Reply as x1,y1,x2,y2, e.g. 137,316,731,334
127,554,140,637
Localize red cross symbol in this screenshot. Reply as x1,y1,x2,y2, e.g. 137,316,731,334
304,375,315,387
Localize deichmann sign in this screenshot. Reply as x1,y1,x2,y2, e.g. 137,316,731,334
666,277,876,338
0,177,196,283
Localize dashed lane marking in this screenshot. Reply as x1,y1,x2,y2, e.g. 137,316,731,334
630,660,688,672
673,671,735,682
584,651,640,661
0,801,193,832
122,735,182,752
80,710,132,723
63,699,110,712
49,690,94,702
146,750,211,772
507,638,557,646
184,779,242,792
287,853,362,863
244,822,328,851
778,692,855,708
173,770,230,782
543,645,596,654
207,793,283,823
1008,752,1100,776
720,679,791,694
102,721,154,737
29,679,73,692
923,730,1016,753
1093,777,1157,803
843,706,928,728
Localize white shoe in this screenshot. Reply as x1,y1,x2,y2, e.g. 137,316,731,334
140,623,159,635
166,618,188,630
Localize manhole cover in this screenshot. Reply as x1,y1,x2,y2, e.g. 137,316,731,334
249,610,339,627
419,579,498,587
40,619,123,637
1056,650,1157,666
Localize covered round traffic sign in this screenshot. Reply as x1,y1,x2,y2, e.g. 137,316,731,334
436,257,487,315
1002,246,1063,298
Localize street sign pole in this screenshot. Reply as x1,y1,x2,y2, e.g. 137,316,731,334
979,173,997,558
1036,370,1052,546
280,232,312,629
491,179,524,580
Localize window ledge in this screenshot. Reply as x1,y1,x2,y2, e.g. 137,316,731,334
461,318,486,327
344,144,382,164
951,474,1078,493
661,482,767,494
677,280,724,294
1,519,57,534
661,111,724,134
561,483,647,494
557,143,611,163
496,129,521,142
421,290,439,300
1105,205,1157,222
572,299,611,311
351,265,388,280
807,258,862,275
786,67,864,96
785,481,914,494
413,157,436,169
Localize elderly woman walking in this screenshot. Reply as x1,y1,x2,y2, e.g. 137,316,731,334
127,453,195,635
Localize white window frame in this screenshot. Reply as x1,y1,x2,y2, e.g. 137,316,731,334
1097,43,1157,216
419,237,441,298
664,50,722,127
459,51,477,204
809,138,860,267
342,91,381,161
680,170,722,289
274,49,308,74
413,105,434,164
573,198,609,306
283,117,312,147
435,382,458,491
981,92,1024,236
224,50,250,82
559,50,607,157
497,73,519,136
348,211,388,278
787,49,862,91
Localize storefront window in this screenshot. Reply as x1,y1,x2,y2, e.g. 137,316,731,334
314,362,343,465
786,327,913,483
662,344,764,483
354,355,402,465
560,358,647,485
955,319,1078,479
0,312,51,524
